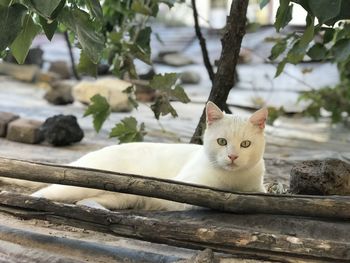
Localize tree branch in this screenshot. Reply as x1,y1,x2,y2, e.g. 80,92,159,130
0,157,349,219
64,31,81,81
190,0,248,144
191,0,215,82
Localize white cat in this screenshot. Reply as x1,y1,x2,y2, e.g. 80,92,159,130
32,101,268,210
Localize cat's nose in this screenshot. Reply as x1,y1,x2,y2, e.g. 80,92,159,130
228,154,238,162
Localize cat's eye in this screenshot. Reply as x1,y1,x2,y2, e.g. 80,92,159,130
240,140,251,148
217,138,227,146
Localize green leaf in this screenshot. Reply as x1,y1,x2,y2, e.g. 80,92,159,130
299,15,314,47
170,84,190,103
0,4,27,52
122,86,139,109
10,15,41,64
151,96,178,119
323,28,335,44
110,117,146,143
308,0,341,24
39,16,57,40
275,59,287,77
260,0,270,9
27,0,65,20
307,43,327,60
86,0,103,21
77,49,98,77
275,0,293,32
0,0,11,6
59,7,105,63
333,39,350,62
324,0,350,25
150,73,178,90
131,0,152,16
84,94,111,132
269,40,287,60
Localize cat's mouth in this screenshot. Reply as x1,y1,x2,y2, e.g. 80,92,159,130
225,162,239,170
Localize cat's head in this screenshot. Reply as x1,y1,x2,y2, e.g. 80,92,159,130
203,101,268,172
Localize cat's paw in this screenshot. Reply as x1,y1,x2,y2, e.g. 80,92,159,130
76,199,109,210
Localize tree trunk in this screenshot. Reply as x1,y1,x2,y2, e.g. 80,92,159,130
0,157,350,219
190,0,248,144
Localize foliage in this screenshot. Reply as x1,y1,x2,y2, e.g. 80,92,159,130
110,116,146,143
83,94,111,132
0,0,190,143
261,0,350,123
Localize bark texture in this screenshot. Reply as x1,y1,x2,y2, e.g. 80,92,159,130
0,192,349,262
190,0,249,144
0,157,349,219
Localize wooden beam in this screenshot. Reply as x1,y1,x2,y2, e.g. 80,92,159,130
0,192,348,262
0,157,349,219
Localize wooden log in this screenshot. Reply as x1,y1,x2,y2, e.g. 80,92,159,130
0,223,180,263
0,157,350,219
0,192,348,262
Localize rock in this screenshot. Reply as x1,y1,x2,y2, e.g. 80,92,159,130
0,112,19,137
6,118,44,144
0,62,40,82
40,115,84,146
180,70,201,84
4,47,44,67
36,71,61,84
290,159,350,195
48,61,71,79
160,52,194,67
135,86,156,102
97,64,110,75
44,81,74,105
73,78,133,112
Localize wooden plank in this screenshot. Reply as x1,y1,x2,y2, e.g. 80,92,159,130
0,192,348,262
0,157,349,219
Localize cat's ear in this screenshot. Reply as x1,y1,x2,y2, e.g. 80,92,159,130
206,101,224,125
249,107,268,129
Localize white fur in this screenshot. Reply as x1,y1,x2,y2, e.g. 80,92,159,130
32,102,267,211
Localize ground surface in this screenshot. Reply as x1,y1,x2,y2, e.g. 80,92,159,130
0,26,350,262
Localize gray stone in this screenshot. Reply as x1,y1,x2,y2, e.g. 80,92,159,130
4,47,44,67
180,71,201,84
290,159,350,195
6,118,44,144
0,62,40,82
161,53,194,67
44,81,74,105
48,61,71,79
0,112,19,137
40,115,84,146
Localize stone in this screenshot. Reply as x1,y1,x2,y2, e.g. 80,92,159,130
44,81,74,105
135,86,156,102
0,112,19,137
48,61,71,79
180,70,201,84
40,115,84,146
160,52,194,67
73,78,133,112
0,62,40,82
6,118,44,144
4,47,44,67
290,159,350,195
